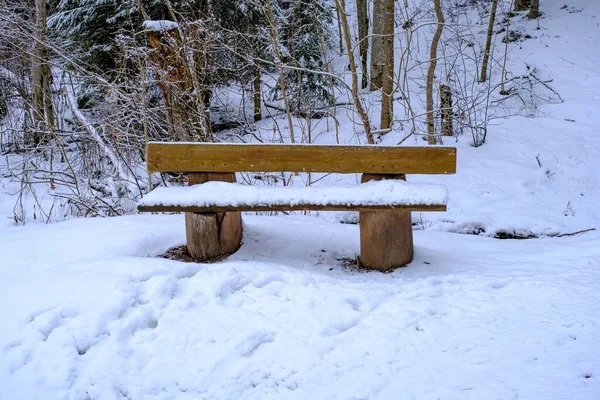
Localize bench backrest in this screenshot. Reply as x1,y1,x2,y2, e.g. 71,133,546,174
146,142,457,175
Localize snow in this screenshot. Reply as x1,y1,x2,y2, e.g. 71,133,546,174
0,215,599,399
138,180,449,209
1,0,600,399
148,141,456,149
142,20,180,32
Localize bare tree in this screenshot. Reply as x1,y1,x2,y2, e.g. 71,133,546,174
379,0,394,130
356,0,369,89
265,0,296,143
31,0,55,145
480,0,498,83
370,0,394,91
440,84,452,137
426,0,445,144
253,60,262,122
334,0,374,143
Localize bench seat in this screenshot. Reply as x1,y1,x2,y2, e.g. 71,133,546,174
137,180,448,213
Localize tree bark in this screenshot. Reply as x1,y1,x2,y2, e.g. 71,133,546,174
253,60,262,122
370,0,393,90
528,0,540,19
162,0,212,141
147,28,208,142
185,172,242,261
379,0,394,130
360,173,413,271
426,0,444,145
440,84,453,137
356,0,369,89
514,0,530,11
480,0,498,83
32,0,54,145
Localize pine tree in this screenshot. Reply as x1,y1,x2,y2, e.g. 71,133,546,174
48,0,196,105
48,0,132,75
278,0,335,113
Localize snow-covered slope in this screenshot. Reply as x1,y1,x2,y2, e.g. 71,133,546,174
1,0,599,399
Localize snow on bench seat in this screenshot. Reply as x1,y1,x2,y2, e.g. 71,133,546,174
137,180,449,212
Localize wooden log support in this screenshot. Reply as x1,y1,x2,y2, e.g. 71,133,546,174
185,172,242,261
359,173,413,271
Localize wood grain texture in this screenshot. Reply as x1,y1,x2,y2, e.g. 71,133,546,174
185,172,242,261
360,173,413,271
146,143,457,174
138,203,447,213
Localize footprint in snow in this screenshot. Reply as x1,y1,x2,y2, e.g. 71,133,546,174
216,275,253,301
27,307,78,340
238,331,276,358
321,316,361,337
252,273,288,289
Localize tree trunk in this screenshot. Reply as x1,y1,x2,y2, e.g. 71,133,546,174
162,0,212,141
253,60,262,122
379,0,394,130
480,0,498,83
335,0,374,144
42,62,55,133
528,0,540,19
426,0,444,145
32,0,54,146
440,84,453,137
147,28,207,142
337,7,344,53
356,0,369,89
514,0,530,11
194,1,213,138
360,173,413,271
185,172,242,261
31,0,45,127
370,0,393,90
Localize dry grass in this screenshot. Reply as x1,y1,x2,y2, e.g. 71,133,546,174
160,245,233,263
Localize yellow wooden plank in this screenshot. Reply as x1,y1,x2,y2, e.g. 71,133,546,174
137,203,447,213
146,143,457,174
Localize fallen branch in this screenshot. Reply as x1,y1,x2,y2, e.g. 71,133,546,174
265,103,338,119
552,228,596,238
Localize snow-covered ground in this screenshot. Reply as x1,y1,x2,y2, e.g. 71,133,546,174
1,214,599,400
1,0,600,399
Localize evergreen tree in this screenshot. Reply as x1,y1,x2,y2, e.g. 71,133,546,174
277,0,335,113
48,0,135,75
48,0,200,106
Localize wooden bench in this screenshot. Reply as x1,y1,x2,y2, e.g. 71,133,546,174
138,142,457,271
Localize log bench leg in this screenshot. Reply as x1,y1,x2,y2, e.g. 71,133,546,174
359,173,413,271
185,172,242,261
